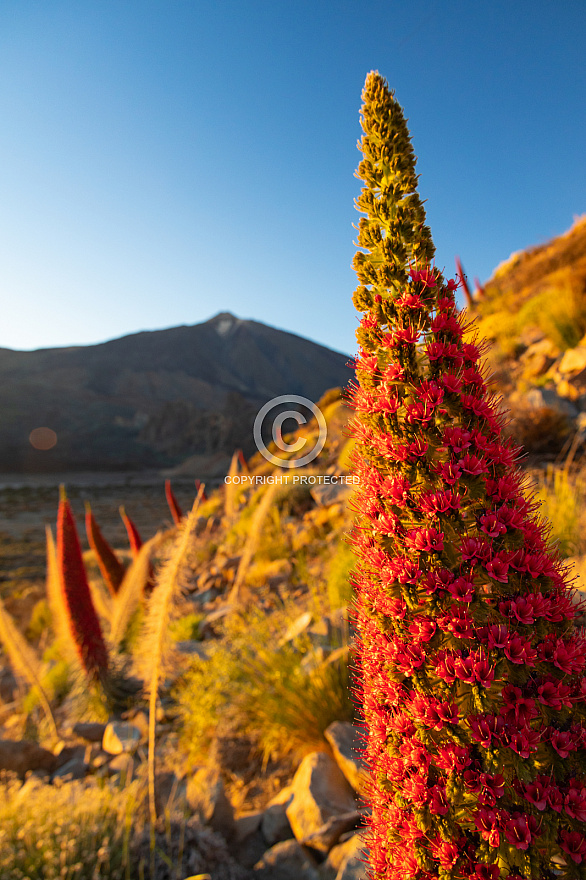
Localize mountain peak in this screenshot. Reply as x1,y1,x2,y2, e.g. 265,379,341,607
207,312,241,337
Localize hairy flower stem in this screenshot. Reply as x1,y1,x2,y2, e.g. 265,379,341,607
85,502,125,595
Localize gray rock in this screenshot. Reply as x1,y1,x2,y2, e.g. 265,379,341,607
254,839,320,880
234,812,266,869
155,771,187,813
102,721,142,755
186,765,236,840
107,753,135,779
236,811,263,842
301,810,363,854
175,639,209,659
310,483,353,508
52,756,87,781
54,744,86,768
523,387,578,418
286,752,357,843
72,721,106,742
324,722,366,793
262,787,294,845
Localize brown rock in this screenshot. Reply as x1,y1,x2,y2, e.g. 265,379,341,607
0,668,18,703
72,721,106,742
0,739,57,777
324,723,366,794
286,752,357,843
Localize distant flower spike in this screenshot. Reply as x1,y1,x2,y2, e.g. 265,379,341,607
120,506,143,557
85,502,125,595
165,480,183,525
57,487,109,682
456,255,473,309
350,71,586,880
236,449,249,475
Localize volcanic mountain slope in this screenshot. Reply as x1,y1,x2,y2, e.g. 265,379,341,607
0,312,352,472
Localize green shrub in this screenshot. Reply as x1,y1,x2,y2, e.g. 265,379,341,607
26,598,52,642
325,540,355,610
535,465,586,557
169,611,204,642
175,607,354,766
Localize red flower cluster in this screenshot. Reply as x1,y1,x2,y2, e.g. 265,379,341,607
351,263,586,878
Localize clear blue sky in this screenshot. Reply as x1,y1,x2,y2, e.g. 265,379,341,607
0,1,584,356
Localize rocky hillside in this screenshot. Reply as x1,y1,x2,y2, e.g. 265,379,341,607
0,313,351,474
472,215,586,457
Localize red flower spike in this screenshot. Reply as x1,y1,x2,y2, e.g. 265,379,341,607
119,506,143,557
165,479,183,525
350,72,586,879
57,487,109,681
85,503,125,595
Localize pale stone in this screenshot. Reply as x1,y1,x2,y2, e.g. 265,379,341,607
556,379,581,401
102,721,141,755
321,835,367,880
280,612,313,646
334,834,367,880
286,752,357,843
559,347,586,375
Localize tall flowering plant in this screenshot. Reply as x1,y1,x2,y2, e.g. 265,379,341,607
350,71,586,880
